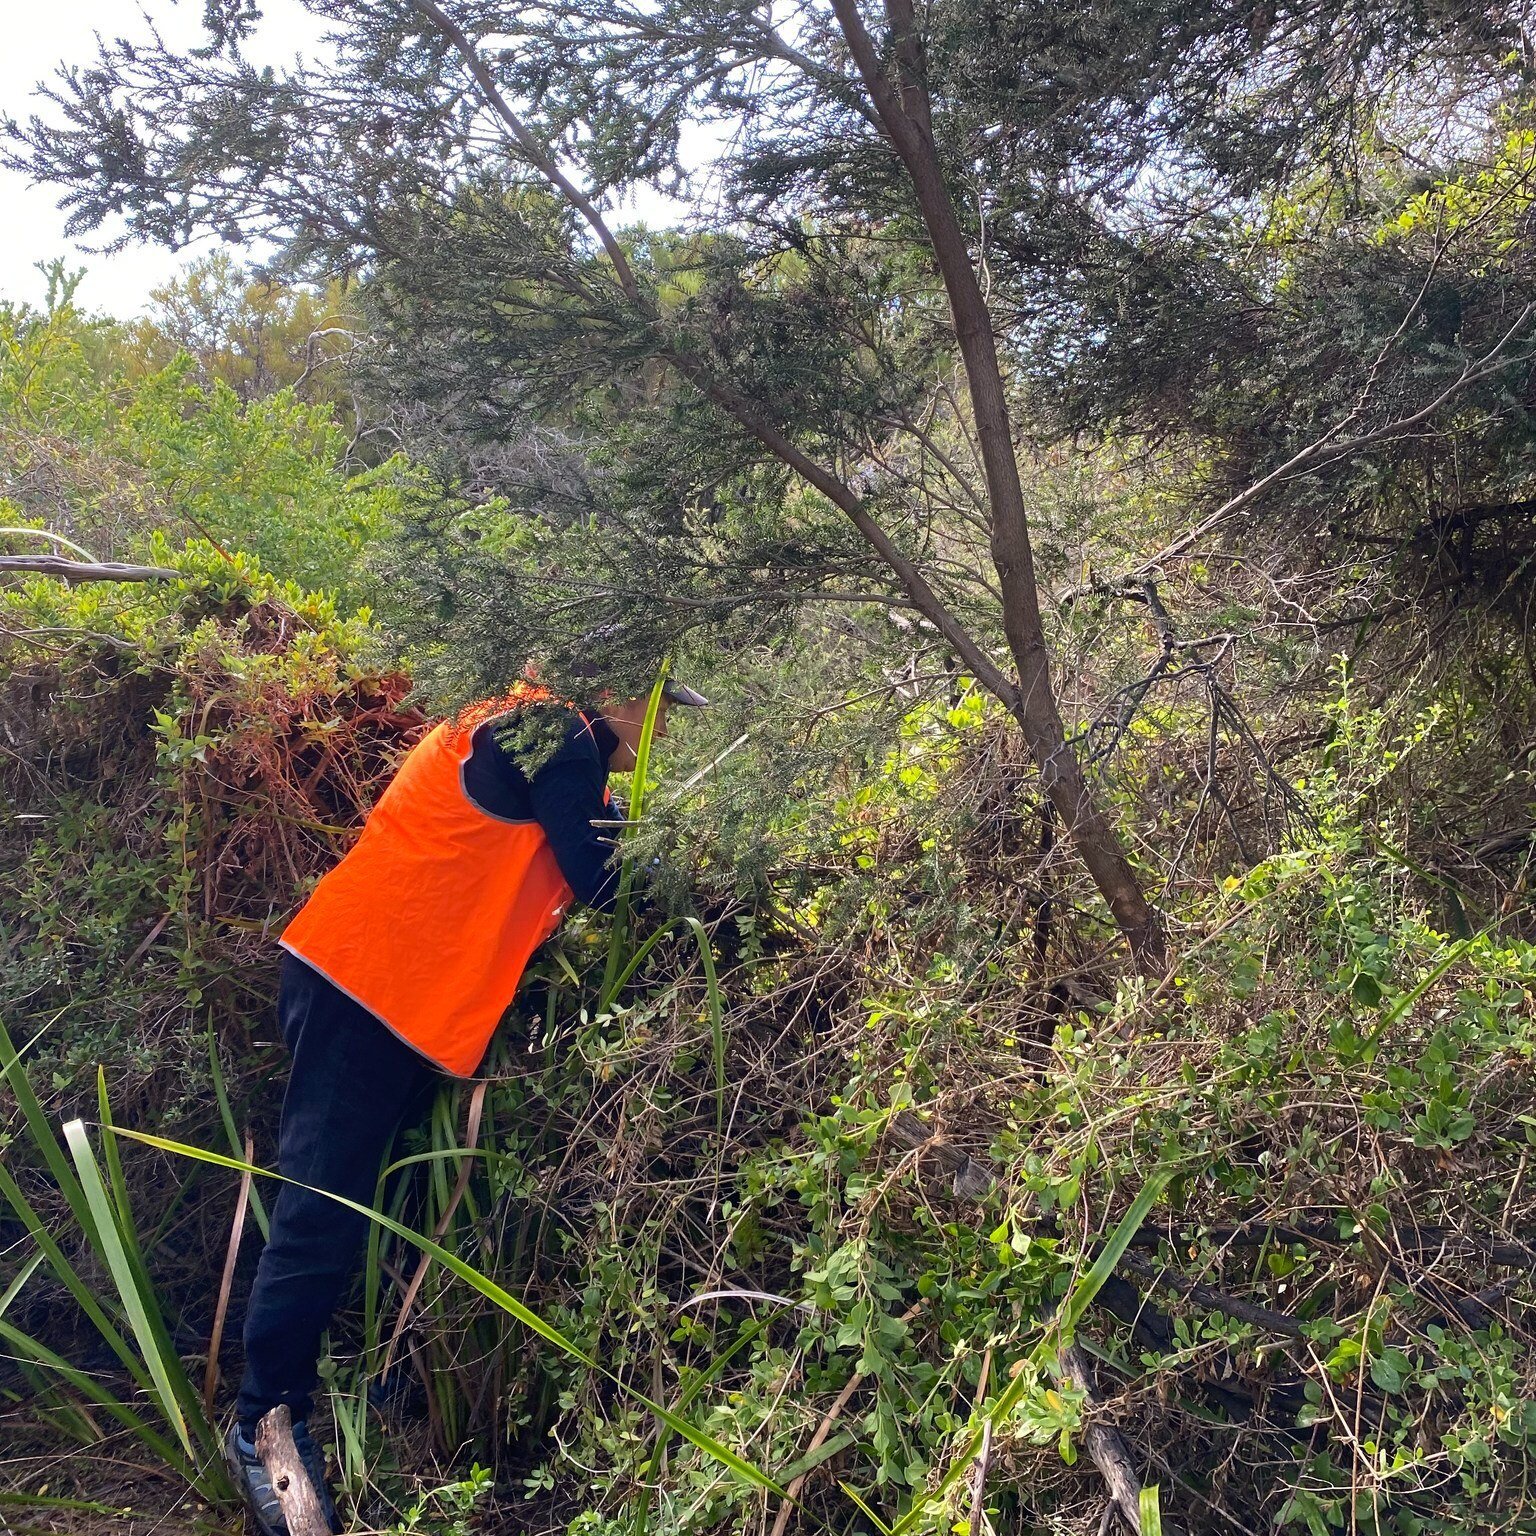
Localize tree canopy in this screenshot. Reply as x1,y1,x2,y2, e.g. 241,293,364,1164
8,1,1536,953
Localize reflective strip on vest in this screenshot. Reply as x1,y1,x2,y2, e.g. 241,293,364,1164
280,702,593,1077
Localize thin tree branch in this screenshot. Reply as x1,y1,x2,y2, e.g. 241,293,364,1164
682,364,1022,709
409,0,644,306
1103,303,1536,588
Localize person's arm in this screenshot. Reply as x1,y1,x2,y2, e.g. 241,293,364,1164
526,723,622,912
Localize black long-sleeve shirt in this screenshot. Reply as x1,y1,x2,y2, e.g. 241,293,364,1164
460,708,623,911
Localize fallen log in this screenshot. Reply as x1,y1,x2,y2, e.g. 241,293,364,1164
255,1405,335,1536
1058,1342,1176,1536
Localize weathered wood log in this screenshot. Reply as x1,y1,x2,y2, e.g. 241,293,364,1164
0,554,178,582
1059,1343,1174,1536
254,1405,334,1536
888,1109,995,1198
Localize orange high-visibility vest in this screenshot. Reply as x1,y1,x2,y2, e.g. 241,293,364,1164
280,692,604,1077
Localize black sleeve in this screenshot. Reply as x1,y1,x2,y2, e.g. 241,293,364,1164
527,720,622,912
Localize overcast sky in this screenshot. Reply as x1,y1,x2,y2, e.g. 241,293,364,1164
0,1,337,317
2,1,697,321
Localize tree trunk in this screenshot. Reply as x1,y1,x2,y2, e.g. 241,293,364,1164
415,0,1166,970
828,0,1165,970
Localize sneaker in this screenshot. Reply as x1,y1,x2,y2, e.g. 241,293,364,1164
226,1419,343,1535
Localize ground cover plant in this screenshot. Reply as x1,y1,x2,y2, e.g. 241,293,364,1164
1,519,1533,1533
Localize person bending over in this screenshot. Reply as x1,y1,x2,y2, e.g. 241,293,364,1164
225,673,706,1535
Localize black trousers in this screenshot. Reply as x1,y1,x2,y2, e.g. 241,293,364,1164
235,952,435,1428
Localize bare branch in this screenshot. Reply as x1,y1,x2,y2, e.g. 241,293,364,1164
0,555,178,583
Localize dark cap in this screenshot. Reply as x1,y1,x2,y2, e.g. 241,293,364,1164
661,679,710,707
544,636,709,707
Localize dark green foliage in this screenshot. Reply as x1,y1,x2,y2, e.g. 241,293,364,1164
9,0,1534,711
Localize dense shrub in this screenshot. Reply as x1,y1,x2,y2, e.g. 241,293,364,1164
1,299,418,604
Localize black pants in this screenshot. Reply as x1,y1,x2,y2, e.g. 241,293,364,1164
235,953,435,1428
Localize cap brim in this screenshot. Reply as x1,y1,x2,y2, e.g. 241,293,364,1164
661,681,710,707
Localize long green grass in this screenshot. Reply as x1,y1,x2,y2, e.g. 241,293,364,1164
597,665,728,1130
886,1166,1174,1536
601,661,670,1003
105,1123,793,1504
0,1019,233,1499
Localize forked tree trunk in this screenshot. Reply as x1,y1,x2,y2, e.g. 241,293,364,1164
414,0,1166,971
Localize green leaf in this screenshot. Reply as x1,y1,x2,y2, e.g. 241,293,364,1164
61,1119,195,1460
1350,972,1383,1007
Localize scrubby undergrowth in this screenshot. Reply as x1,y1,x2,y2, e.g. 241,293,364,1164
1,559,1533,1536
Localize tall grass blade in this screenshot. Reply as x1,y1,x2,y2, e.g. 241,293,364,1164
0,1313,188,1468
111,1127,792,1501
0,1248,46,1317
601,663,670,1007
1363,931,1481,1050
839,1481,895,1536
0,1021,150,1384
60,1119,195,1460
1052,1168,1173,1344
1140,1484,1164,1536
0,1018,89,1215
93,1076,219,1441
0,1159,148,1387
382,1078,487,1373
632,1314,775,1535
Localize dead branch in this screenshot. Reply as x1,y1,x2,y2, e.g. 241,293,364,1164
1059,1342,1173,1535
0,554,178,582
254,1405,333,1536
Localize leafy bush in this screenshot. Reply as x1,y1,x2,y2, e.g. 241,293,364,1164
1,298,420,605
3,564,1533,1535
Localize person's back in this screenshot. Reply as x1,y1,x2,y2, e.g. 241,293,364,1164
225,676,705,1535
281,690,613,1076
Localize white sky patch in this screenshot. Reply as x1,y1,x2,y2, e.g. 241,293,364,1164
0,0,336,316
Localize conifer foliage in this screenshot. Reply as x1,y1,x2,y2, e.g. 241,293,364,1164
7,4,1534,953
